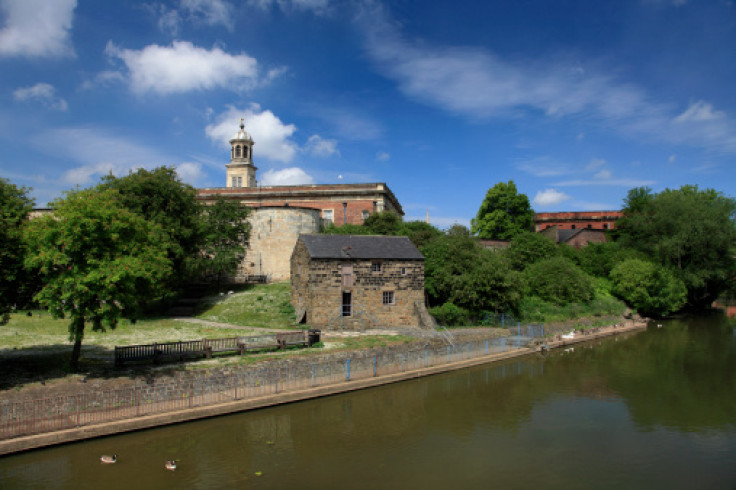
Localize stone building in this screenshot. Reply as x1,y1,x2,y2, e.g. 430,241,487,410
534,211,622,232
290,234,431,329
197,119,405,282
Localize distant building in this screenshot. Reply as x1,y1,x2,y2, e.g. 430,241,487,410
290,234,432,329
534,211,622,232
540,226,608,248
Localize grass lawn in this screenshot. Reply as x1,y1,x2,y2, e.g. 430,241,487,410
195,282,299,329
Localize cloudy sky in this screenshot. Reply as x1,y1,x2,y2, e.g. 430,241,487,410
1,0,735,227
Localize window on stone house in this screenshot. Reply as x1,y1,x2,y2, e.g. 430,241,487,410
382,291,395,305
371,262,381,273
342,292,352,317
401,267,407,276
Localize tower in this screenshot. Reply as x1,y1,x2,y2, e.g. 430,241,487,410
226,118,257,188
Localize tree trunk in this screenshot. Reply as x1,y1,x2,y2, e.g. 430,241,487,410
69,316,85,372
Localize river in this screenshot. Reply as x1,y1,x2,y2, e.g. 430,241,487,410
2,312,736,489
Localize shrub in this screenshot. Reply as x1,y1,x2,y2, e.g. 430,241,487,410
610,259,687,317
524,257,594,305
429,302,470,327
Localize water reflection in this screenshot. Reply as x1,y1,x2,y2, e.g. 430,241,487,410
2,313,736,489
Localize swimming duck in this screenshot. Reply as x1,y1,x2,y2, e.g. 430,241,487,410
100,454,117,464
165,460,177,471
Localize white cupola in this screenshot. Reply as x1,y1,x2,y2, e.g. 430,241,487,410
226,118,257,188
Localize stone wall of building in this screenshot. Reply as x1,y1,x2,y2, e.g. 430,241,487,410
241,207,321,282
291,243,425,329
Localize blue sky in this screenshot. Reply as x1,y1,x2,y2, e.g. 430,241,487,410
1,0,735,227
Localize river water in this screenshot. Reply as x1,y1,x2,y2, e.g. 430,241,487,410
2,312,736,489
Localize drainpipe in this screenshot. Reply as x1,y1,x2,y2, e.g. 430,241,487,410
343,202,347,225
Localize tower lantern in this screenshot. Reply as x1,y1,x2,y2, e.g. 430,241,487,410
226,118,257,188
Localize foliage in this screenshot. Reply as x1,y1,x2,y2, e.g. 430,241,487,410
0,178,35,324
524,257,594,306
505,231,558,270
422,233,524,315
362,210,402,235
23,188,171,369
196,197,251,289
610,259,687,317
399,220,444,249
429,303,470,327
616,185,736,307
471,181,535,240
518,295,626,323
322,223,370,235
98,167,202,285
573,241,648,278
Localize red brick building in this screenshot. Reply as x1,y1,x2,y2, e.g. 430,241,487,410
534,211,622,232
196,119,403,224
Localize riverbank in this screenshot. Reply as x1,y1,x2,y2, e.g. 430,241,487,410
0,319,646,456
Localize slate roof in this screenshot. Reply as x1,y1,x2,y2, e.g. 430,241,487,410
299,234,424,260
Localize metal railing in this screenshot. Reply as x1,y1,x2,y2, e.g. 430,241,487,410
1,332,544,441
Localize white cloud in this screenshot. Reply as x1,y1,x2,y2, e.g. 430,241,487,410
260,167,315,185
13,83,67,110
176,161,205,184
668,154,677,163
305,135,339,157
585,158,606,171
376,151,390,162
155,0,234,35
533,189,571,208
553,178,656,187
80,70,127,90
358,4,736,154
594,169,612,179
205,104,299,162
0,0,76,57
674,100,726,123
251,0,330,14
105,41,260,94
32,128,174,186
516,156,571,177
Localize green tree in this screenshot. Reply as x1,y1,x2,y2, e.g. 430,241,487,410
610,259,687,317
524,256,594,305
422,233,523,315
98,167,202,286
363,210,402,235
197,197,251,290
616,185,736,307
471,181,535,240
0,178,35,324
505,231,558,271
24,189,171,370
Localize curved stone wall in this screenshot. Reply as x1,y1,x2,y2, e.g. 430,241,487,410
241,206,321,282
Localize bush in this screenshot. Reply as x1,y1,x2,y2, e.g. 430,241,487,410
524,257,595,305
429,302,470,327
610,259,687,317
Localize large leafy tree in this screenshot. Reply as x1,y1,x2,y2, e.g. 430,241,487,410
616,185,736,307
471,181,535,240
0,178,35,324
98,167,202,286
610,259,687,317
197,197,251,289
24,189,171,370
524,257,595,305
505,231,558,271
422,233,523,315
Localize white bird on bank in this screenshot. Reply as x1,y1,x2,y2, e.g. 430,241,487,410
561,331,575,340
100,454,117,464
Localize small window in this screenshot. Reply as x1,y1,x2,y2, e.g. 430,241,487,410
236,176,242,187
382,291,395,305
401,267,407,276
362,210,370,221
587,224,592,229
235,146,242,158
571,225,576,230
323,209,334,223
604,224,609,230
371,262,381,273
342,292,352,317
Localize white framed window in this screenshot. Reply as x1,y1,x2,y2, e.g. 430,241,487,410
382,291,395,305
362,210,370,221
401,267,407,276
323,209,334,223
371,262,381,273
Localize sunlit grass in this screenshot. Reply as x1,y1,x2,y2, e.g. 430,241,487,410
195,282,298,329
